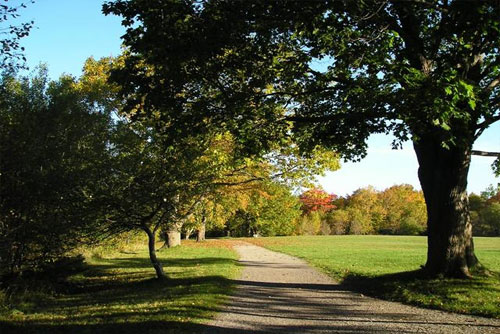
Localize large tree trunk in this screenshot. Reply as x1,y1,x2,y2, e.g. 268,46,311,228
144,228,166,280
166,224,181,248
413,137,479,278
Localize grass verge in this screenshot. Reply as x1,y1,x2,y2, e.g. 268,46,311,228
0,240,240,333
247,235,500,318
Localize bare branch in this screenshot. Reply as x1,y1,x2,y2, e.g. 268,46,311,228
485,75,500,92
471,150,500,158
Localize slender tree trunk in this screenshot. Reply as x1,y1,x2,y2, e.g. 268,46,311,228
144,228,166,280
413,137,479,278
197,221,206,242
185,228,193,240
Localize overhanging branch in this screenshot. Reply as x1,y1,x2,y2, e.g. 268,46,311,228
471,150,500,157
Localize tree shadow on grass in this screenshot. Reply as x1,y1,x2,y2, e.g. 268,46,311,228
0,255,240,334
0,320,253,334
340,269,500,318
88,256,240,271
3,264,499,334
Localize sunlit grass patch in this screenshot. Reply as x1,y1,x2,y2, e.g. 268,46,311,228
0,240,240,333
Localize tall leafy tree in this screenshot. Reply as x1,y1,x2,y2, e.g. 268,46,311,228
379,185,427,235
345,187,386,235
0,68,112,277
103,0,500,277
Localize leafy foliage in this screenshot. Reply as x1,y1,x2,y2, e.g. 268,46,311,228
299,188,337,214
297,185,427,236
103,0,499,158
0,68,112,277
225,181,301,237
470,185,500,236
0,0,34,70
379,185,427,235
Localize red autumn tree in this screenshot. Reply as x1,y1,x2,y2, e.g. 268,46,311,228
299,188,337,214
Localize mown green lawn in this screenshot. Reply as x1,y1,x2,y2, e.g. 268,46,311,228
0,240,240,334
248,235,500,318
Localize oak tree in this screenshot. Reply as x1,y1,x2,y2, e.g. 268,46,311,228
103,1,500,277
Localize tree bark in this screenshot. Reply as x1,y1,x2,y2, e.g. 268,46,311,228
144,228,166,280
166,225,181,248
197,221,206,242
413,138,479,278
185,228,193,240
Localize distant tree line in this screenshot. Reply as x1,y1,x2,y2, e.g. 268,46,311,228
202,184,428,238
296,185,428,236
470,185,500,237
295,184,500,238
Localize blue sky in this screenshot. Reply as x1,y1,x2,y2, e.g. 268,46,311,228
13,0,499,196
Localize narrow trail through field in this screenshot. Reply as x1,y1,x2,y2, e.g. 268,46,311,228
202,242,500,334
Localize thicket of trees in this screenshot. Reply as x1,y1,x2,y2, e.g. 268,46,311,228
296,185,500,238
296,185,427,236
0,66,113,279
0,58,338,280
470,185,500,237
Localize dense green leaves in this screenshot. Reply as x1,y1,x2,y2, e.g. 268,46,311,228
470,185,500,236
103,1,499,158
0,68,112,276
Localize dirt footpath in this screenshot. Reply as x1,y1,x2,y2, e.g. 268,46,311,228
203,243,500,334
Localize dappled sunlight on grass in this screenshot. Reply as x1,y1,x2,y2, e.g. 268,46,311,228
0,241,240,333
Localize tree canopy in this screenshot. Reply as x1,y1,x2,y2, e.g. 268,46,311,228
104,0,500,277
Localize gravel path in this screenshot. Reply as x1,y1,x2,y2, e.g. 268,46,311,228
203,242,500,334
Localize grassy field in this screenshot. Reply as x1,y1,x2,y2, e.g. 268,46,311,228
247,235,500,318
0,240,240,334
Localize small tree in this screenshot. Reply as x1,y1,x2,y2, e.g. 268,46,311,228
299,188,337,215
103,120,221,279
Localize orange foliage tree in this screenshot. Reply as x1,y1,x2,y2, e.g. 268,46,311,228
299,188,337,214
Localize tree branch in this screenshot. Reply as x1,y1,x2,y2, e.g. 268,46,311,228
285,110,387,123
213,176,264,187
471,150,500,158
485,75,500,92
475,113,500,137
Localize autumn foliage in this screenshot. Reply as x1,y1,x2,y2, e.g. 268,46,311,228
299,188,337,214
